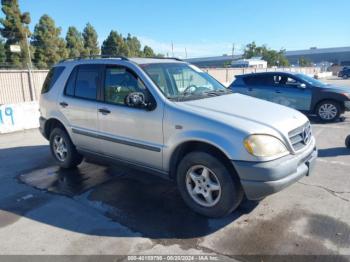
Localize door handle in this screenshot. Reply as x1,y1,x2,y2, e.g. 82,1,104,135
98,108,111,115
248,88,253,91
275,90,281,94
59,102,68,108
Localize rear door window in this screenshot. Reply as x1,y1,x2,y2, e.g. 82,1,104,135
75,65,100,100
243,75,274,86
64,67,77,96
41,66,65,94
64,64,102,100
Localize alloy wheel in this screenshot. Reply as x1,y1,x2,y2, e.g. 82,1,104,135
318,103,338,120
185,165,222,207
53,135,68,162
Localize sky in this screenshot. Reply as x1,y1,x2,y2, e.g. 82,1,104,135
12,0,350,58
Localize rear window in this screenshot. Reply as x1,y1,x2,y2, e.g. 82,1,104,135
41,66,65,94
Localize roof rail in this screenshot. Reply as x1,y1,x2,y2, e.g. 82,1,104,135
59,55,129,63
59,55,184,63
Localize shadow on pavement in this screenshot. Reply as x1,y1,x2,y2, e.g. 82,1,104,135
0,145,259,239
308,115,347,124
318,147,350,158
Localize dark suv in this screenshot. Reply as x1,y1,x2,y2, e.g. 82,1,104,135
338,67,350,79
230,72,350,122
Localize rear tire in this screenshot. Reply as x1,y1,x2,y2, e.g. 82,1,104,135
343,74,349,80
176,151,243,218
49,127,83,169
316,100,341,122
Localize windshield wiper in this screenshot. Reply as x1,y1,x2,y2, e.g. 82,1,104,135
170,89,233,102
204,89,233,96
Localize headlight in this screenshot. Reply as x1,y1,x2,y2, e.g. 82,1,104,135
244,135,288,157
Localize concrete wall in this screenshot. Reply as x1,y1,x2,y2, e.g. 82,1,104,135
0,101,40,134
0,70,48,104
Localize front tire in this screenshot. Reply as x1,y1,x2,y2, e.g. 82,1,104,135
49,127,83,169
343,74,349,80
176,151,243,217
316,100,341,122
346,135,350,149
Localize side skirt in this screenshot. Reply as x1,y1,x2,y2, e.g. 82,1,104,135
77,147,171,181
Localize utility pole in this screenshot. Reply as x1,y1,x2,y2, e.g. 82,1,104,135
25,32,32,68
185,48,187,59
25,31,35,101
232,43,235,58
171,41,174,57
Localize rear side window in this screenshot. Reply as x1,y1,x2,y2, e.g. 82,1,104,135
64,64,101,100
243,75,274,86
41,66,65,94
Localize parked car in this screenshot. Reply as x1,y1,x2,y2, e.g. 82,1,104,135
39,57,317,217
230,72,350,122
338,67,350,79
346,135,350,148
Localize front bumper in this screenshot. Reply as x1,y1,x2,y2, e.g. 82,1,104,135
232,138,317,200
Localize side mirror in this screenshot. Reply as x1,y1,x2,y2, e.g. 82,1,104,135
125,92,154,110
298,83,307,89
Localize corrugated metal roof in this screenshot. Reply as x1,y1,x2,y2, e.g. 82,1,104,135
285,46,350,56
185,55,241,62
185,46,350,63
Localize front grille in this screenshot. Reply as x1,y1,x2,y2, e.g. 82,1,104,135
288,121,312,151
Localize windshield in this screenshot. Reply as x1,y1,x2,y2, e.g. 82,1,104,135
296,73,328,87
141,63,230,101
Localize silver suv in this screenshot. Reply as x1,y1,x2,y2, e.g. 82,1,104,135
39,57,317,217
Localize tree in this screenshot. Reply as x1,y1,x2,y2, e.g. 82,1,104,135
243,41,266,59
31,14,67,69
101,30,129,56
142,45,155,57
223,61,231,68
0,37,5,64
66,26,84,58
125,33,141,57
243,41,289,67
82,23,99,56
0,0,31,68
298,57,312,67
262,49,289,67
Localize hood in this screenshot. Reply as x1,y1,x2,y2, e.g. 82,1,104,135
178,93,308,136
